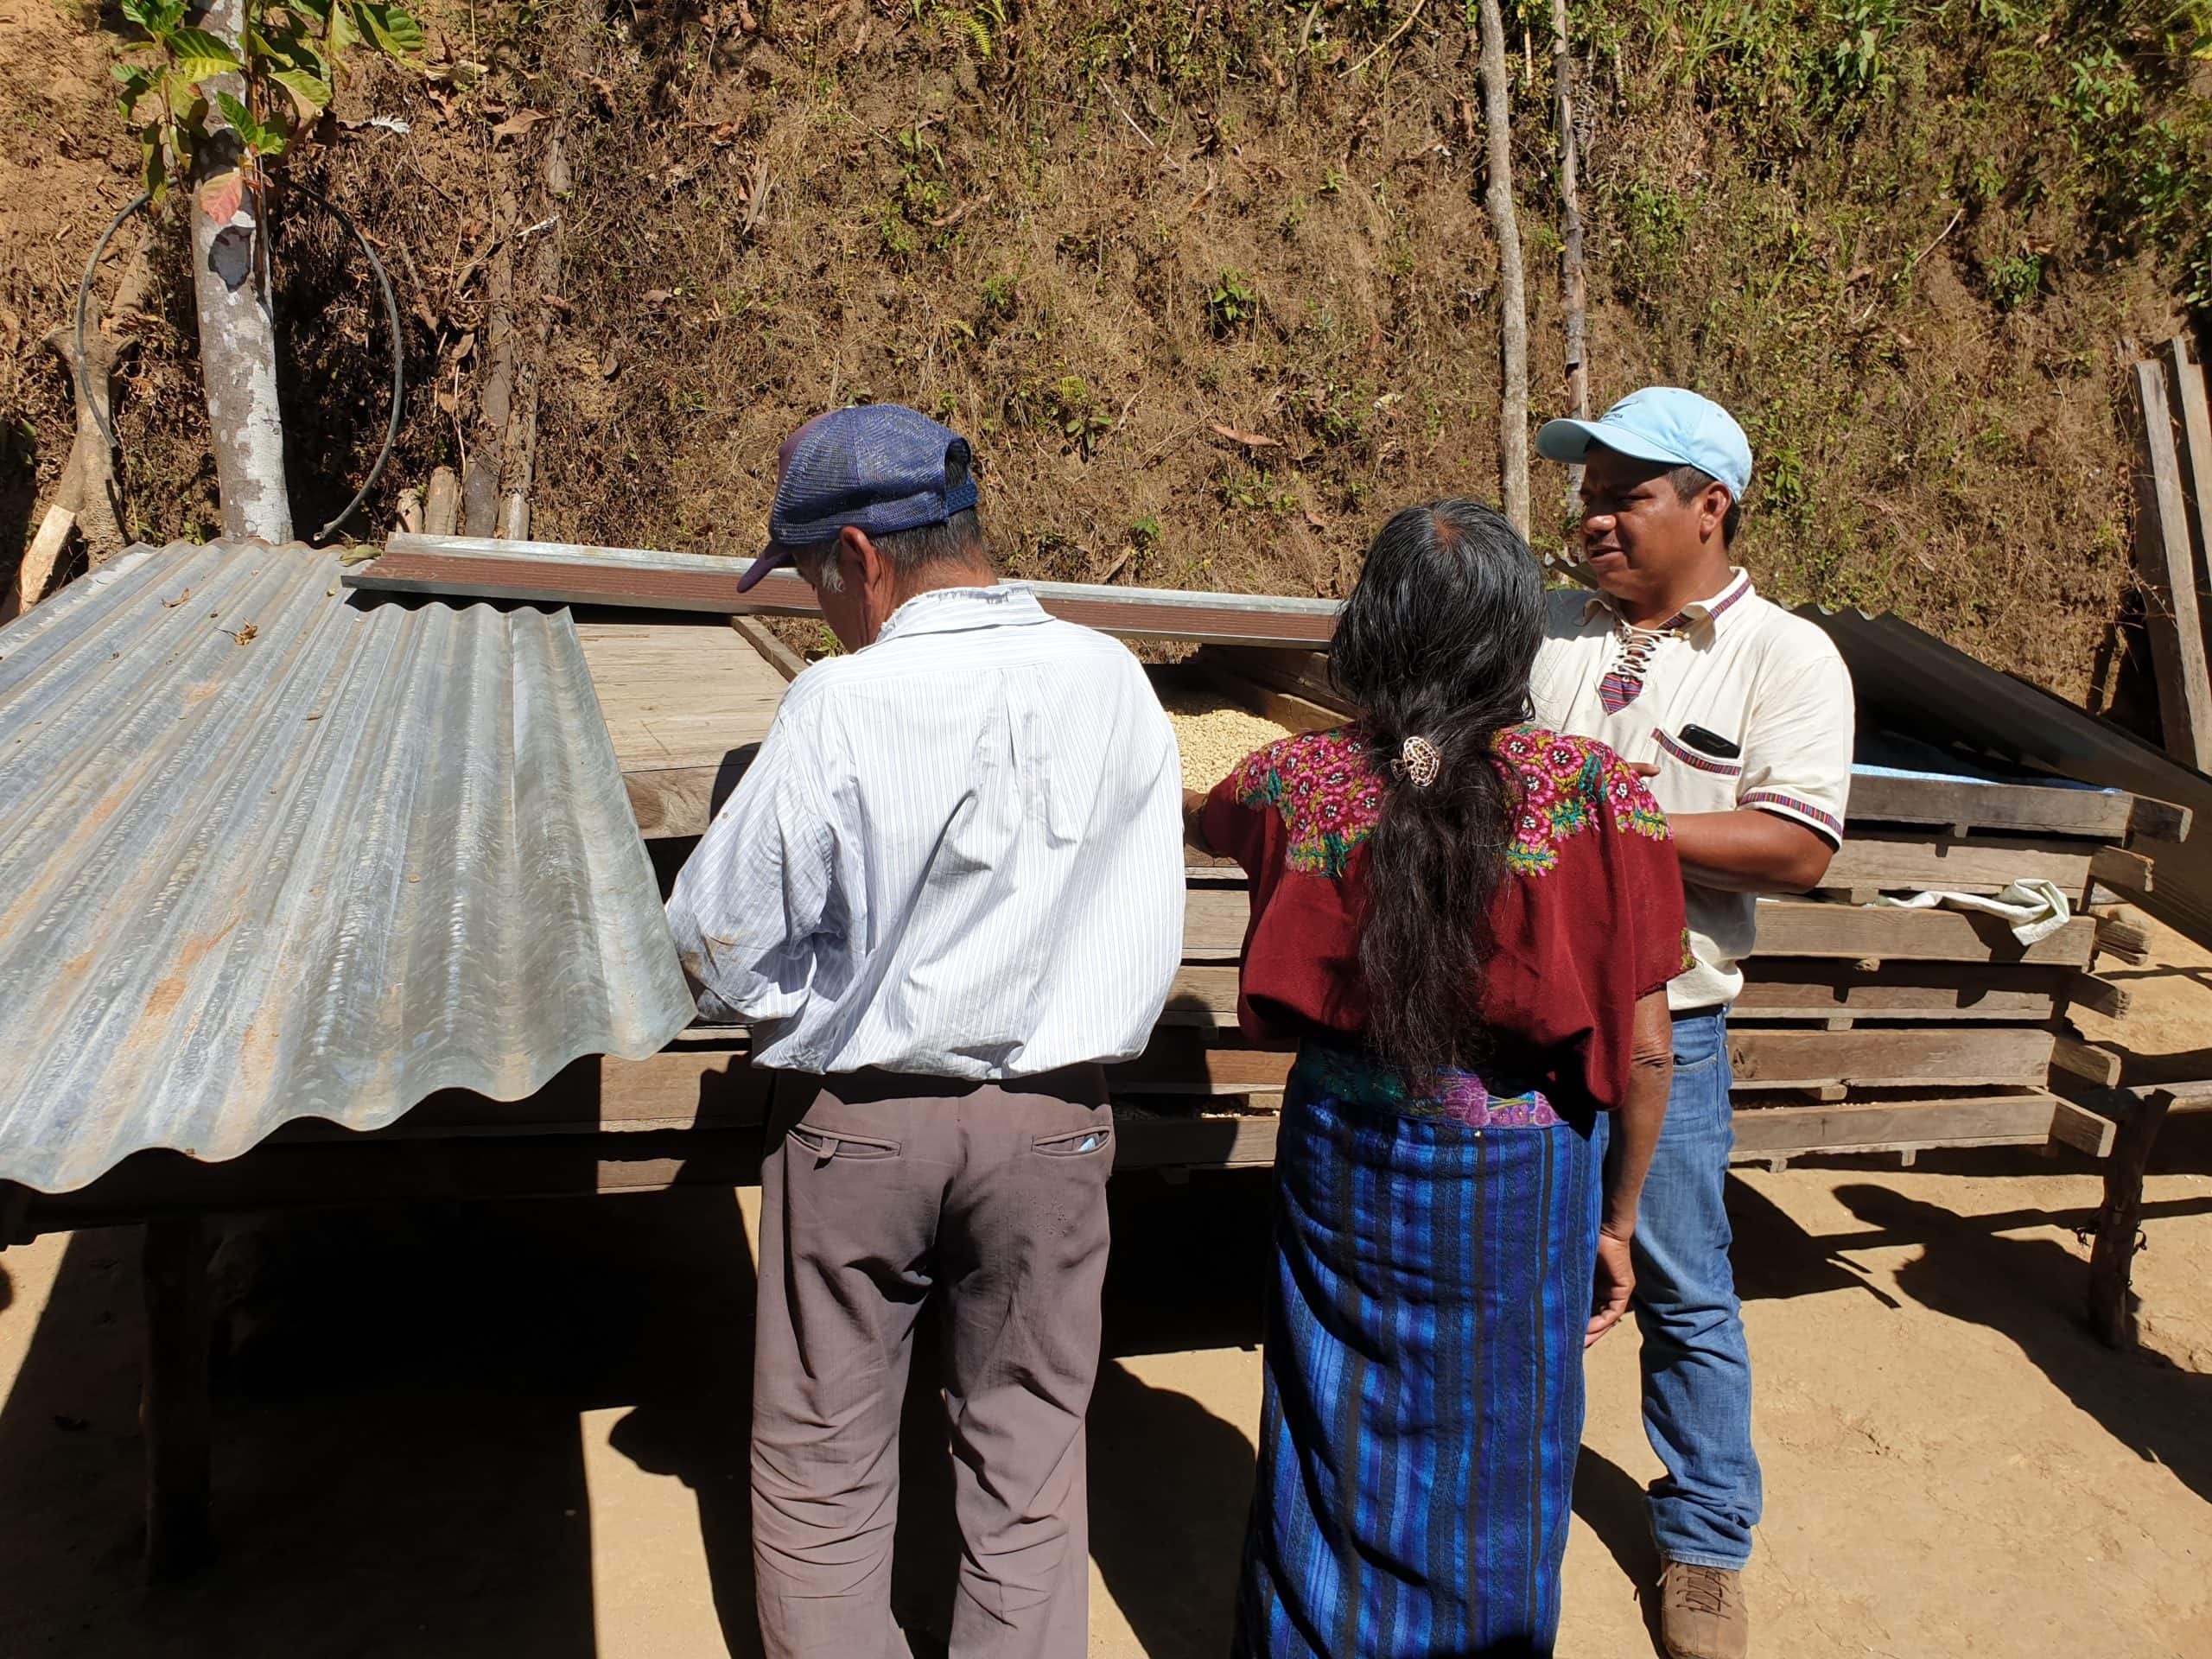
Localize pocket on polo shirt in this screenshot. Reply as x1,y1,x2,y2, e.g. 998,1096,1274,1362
1653,727,1745,778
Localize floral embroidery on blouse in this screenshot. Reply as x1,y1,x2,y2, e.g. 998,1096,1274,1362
1229,723,1671,880
1227,729,1385,876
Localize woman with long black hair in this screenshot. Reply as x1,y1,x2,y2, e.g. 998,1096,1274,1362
1192,499,1684,1657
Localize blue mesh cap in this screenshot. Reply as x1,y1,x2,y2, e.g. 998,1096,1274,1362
735,404,981,593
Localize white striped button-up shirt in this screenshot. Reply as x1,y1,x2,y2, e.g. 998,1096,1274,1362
665,583,1185,1077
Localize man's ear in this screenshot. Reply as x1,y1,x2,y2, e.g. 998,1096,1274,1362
839,524,882,590
1700,483,1732,543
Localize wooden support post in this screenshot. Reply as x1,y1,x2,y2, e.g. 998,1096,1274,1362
2088,1090,2173,1349
141,1216,214,1580
2129,359,2212,769
2165,338,2212,644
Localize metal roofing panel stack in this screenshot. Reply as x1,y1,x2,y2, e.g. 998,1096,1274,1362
0,541,696,1193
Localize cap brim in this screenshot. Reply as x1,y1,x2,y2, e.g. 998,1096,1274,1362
734,544,792,594
1535,417,1694,474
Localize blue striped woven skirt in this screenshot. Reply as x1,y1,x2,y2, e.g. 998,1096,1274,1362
1233,1041,1603,1659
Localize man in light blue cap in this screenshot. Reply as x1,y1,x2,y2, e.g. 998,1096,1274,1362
1530,388,1856,1659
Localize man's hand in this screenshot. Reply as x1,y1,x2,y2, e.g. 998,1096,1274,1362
1182,788,1212,855
1586,1224,1636,1347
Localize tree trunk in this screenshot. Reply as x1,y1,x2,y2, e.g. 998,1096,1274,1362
191,0,292,543
1476,0,1530,539
1551,0,1588,512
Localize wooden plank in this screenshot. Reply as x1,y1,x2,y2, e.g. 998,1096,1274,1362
2049,1096,2121,1158
1725,1027,2055,1090
1191,659,1344,735
2066,972,2132,1020
2092,903,2153,966
1184,890,2099,965
1111,1025,2056,1096
1112,1109,1282,1170
2126,793,2193,843
1822,830,2093,896
1732,961,2063,1023
731,615,807,682
2168,338,2212,650
2091,844,2155,896
1843,771,2133,841
576,618,784,838
2052,1036,2124,1090
2130,359,2212,769
1185,886,1253,960
1726,1091,2069,1160
1734,899,2095,965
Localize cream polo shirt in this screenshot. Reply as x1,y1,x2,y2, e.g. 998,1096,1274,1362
1530,568,1856,1012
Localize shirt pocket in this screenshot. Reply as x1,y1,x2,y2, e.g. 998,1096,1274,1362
1653,725,1745,779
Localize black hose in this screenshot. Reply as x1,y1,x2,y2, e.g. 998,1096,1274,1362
68,179,407,545
281,180,405,543
73,192,152,454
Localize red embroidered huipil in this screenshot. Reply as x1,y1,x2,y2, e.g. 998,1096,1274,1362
1201,725,1694,1120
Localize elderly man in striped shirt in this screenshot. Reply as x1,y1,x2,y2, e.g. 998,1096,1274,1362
666,404,1185,1659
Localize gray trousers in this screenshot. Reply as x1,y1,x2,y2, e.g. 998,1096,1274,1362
751,1065,1116,1659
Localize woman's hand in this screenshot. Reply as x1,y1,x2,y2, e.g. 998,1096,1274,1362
1586,1224,1636,1348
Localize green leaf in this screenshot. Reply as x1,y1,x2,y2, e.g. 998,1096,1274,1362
165,27,240,84
151,0,188,35
119,0,156,29
255,110,290,156
214,89,253,135
350,0,425,58
142,129,167,203
114,63,156,118
327,0,360,51
270,67,332,117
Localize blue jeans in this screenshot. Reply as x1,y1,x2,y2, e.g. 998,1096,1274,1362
1594,1007,1761,1570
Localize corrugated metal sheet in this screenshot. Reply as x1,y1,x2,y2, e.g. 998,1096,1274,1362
0,541,696,1193
1798,602,2212,943
348,533,1346,645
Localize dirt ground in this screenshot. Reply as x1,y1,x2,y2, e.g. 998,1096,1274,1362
3,922,2209,1657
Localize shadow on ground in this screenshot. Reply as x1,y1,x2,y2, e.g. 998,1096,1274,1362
0,1192,758,1659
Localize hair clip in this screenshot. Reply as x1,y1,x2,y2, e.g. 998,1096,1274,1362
1394,734,1443,789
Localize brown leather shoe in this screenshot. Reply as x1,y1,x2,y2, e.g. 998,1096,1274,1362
1659,1561,1749,1659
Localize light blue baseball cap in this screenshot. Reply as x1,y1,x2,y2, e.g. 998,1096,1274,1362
1535,387,1753,499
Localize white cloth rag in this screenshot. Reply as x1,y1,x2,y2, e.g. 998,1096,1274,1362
1873,878,2073,946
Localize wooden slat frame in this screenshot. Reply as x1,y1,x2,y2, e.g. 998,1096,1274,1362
2130,359,2212,769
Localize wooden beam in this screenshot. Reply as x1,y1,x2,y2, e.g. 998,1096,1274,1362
1731,961,2065,1024
2049,1097,2121,1158
2089,1088,2174,1348
1843,772,2134,841
1749,900,2097,966
731,615,807,682
2051,1036,2125,1090
2091,844,2155,897
1724,1027,2055,1091
1726,1091,2070,1160
2126,793,2193,844
2129,359,2212,769
1111,1025,2057,1096
1822,830,2093,896
142,1217,214,1580
2066,971,2132,1020
2167,337,2212,646
353,537,1344,647
2092,903,2153,966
